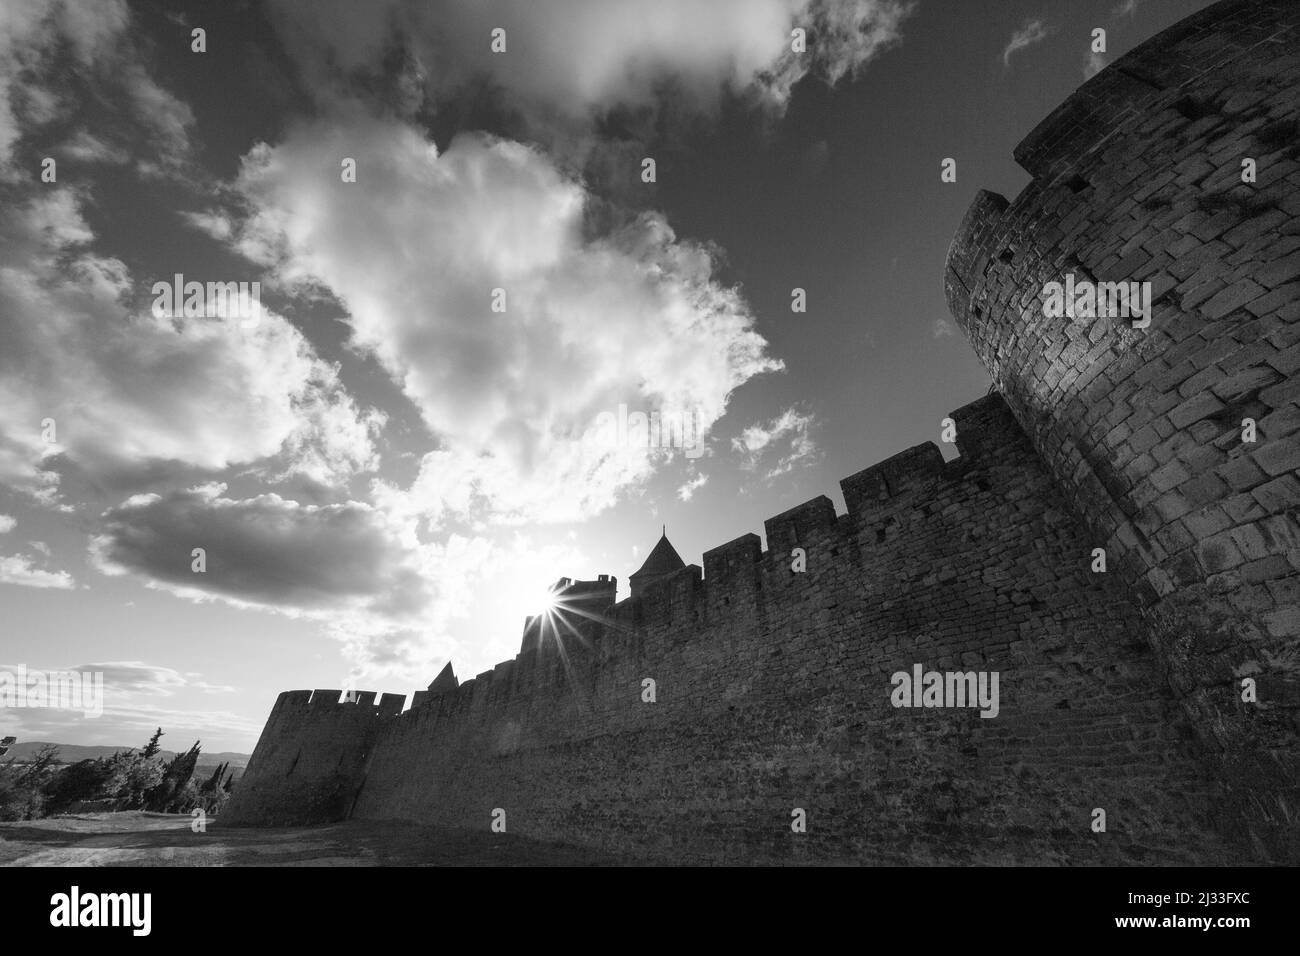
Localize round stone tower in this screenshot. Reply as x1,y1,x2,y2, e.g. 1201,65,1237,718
945,0,1299,859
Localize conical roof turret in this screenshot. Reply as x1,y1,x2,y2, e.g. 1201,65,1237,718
629,528,685,597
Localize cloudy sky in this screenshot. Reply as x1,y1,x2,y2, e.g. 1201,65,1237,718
0,0,1215,752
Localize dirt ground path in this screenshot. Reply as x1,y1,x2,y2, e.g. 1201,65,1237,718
0,812,627,866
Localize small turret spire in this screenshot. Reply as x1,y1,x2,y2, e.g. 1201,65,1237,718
629,529,686,599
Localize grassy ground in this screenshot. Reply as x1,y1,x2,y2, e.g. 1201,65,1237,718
0,811,629,866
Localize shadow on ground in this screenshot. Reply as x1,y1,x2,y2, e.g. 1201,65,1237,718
0,812,628,866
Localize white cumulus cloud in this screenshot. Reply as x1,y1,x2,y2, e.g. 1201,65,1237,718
0,552,73,589
732,407,819,479
226,116,783,525
677,472,709,501
0,189,381,501
0,0,192,179
266,0,913,117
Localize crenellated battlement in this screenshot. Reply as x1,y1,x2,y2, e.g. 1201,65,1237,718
232,391,1073,758
943,0,1300,860
234,392,1068,746
1011,0,1289,183
223,0,1298,863
763,495,837,554
222,379,1260,858
268,688,407,715
221,685,406,827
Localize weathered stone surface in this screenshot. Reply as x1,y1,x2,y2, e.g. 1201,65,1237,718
223,395,1244,864
944,0,1299,863
224,0,1299,865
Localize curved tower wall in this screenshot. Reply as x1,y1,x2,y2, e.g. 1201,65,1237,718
944,0,1299,857
222,0,1296,864
220,689,404,826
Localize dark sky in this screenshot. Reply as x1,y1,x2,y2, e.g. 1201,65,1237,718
0,0,1217,751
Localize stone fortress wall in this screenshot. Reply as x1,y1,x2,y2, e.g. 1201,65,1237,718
222,0,1299,863
945,0,1299,859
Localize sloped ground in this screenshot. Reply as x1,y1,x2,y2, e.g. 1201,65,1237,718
0,812,628,866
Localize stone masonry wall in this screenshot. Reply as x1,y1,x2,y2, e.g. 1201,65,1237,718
283,394,1237,865
223,1,1294,863
221,689,403,826
944,0,1299,859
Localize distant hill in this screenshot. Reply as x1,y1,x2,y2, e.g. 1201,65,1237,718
2,741,250,769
